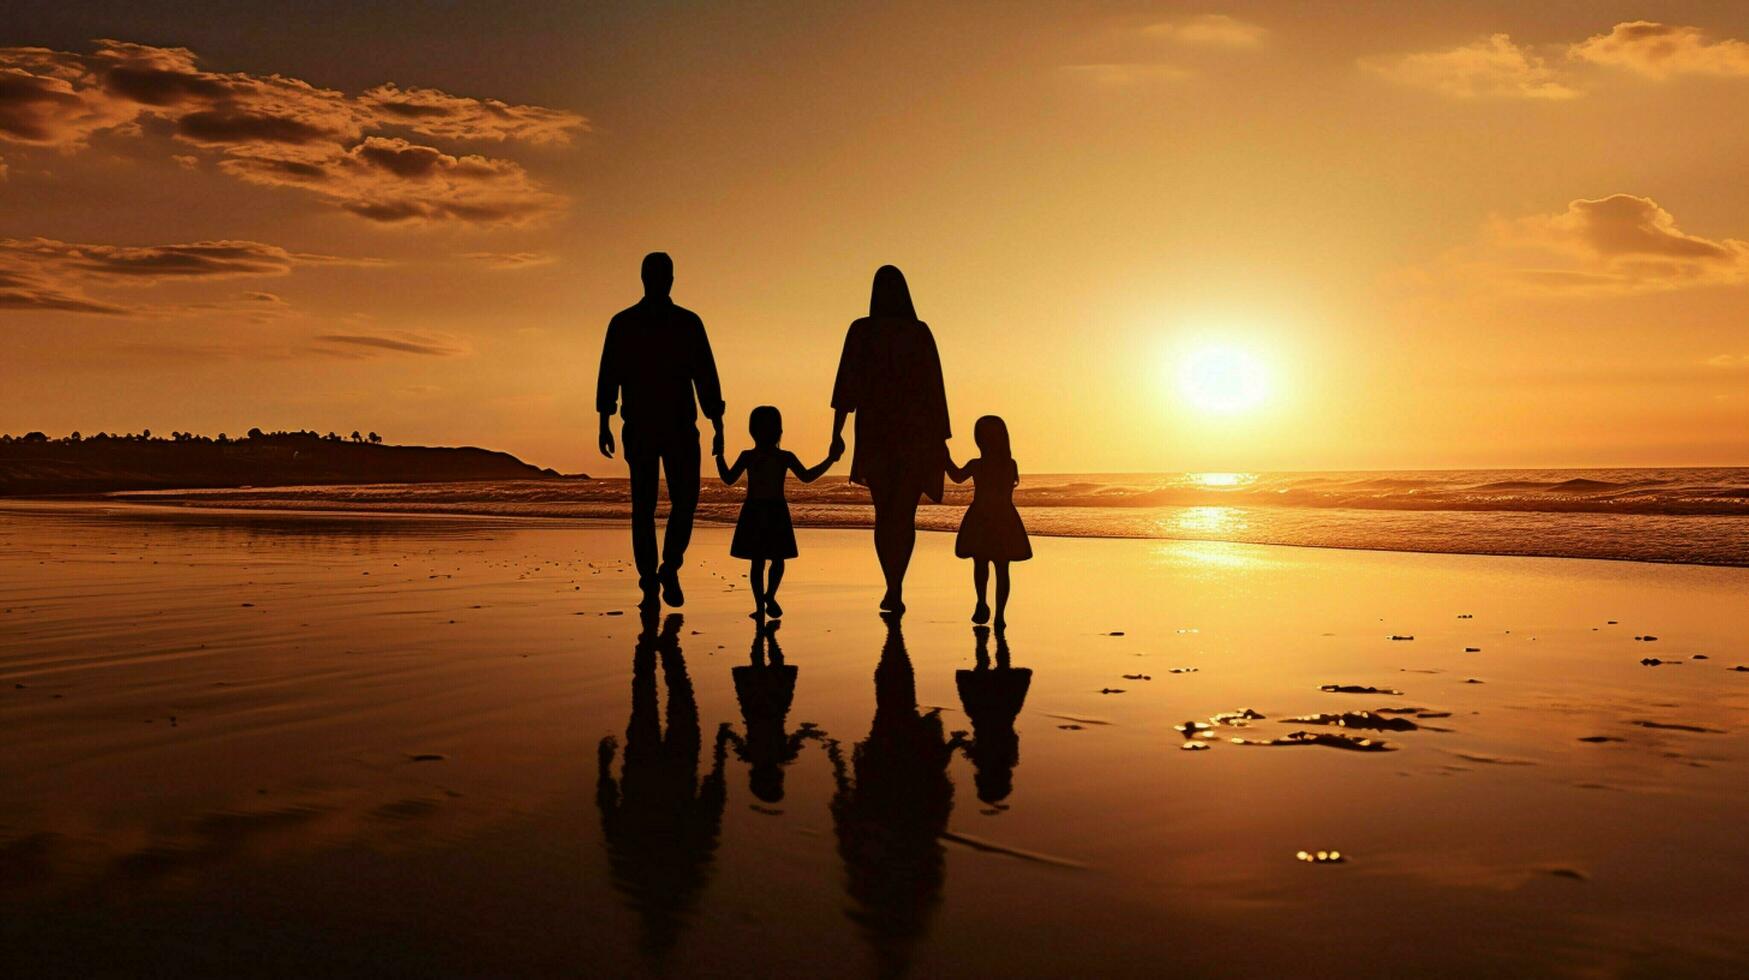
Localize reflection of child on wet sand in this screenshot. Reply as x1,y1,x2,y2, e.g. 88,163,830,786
722,621,820,803
952,626,1031,806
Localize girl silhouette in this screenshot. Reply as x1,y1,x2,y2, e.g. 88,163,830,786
716,405,838,619
946,415,1031,627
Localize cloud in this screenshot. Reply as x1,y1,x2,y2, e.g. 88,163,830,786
313,332,466,357
1361,34,1580,100
1059,63,1193,86
358,84,585,144
1571,21,1749,78
1707,353,1749,369
0,264,137,315
0,236,367,316
1365,22,1749,99
1143,14,1266,48
2,237,311,280
219,136,562,226
1425,194,1749,295
462,250,557,269
0,39,585,226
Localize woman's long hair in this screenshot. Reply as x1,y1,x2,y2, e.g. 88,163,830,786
868,265,917,320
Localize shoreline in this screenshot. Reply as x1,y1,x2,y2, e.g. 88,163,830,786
5,494,1747,570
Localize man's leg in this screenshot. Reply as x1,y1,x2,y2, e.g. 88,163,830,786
625,427,661,602
657,428,701,603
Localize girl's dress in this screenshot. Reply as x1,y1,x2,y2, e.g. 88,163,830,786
730,448,800,560
954,458,1031,561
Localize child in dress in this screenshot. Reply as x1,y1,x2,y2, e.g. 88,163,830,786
715,405,839,619
722,621,821,803
946,415,1031,628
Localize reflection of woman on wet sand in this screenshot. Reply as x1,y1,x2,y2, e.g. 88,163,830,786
826,617,956,978
723,621,821,804
953,626,1032,807
595,612,728,958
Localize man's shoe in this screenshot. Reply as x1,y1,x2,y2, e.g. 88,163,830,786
637,583,661,612
659,568,684,607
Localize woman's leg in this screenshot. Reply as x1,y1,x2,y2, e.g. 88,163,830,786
993,560,1011,628
764,559,786,617
872,481,919,609
972,559,990,623
749,559,766,617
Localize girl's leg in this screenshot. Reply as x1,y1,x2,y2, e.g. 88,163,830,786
972,559,990,623
764,559,786,617
749,559,766,618
993,560,1011,628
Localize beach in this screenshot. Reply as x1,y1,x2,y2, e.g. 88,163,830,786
2,501,1747,977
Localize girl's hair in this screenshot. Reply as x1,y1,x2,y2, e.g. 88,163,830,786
973,415,1011,461
749,405,782,445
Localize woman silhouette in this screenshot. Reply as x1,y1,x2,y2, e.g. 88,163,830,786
829,266,951,614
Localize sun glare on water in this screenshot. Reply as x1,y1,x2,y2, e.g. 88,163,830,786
1177,345,1271,415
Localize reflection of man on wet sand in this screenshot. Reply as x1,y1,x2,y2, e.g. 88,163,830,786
595,612,727,957
826,617,956,979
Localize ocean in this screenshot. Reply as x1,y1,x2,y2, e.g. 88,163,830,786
106,467,1749,567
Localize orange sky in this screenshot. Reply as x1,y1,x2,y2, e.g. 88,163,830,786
3,3,1748,473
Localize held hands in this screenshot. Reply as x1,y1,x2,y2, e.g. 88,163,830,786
711,419,725,458
829,433,846,461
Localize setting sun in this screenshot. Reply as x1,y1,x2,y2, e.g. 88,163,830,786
1177,345,1271,415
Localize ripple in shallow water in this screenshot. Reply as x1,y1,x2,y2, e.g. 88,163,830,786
1231,731,1396,752
1286,711,1420,732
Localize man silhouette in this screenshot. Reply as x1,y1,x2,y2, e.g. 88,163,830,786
597,252,726,610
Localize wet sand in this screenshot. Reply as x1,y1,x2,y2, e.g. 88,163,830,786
2,501,1747,978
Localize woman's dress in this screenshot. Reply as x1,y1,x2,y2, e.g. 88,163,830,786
830,316,950,502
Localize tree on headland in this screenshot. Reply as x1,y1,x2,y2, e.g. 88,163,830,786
351,430,362,443
368,432,381,444
22,432,47,443
248,428,264,440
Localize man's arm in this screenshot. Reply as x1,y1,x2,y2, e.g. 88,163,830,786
689,314,726,456
595,319,622,459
